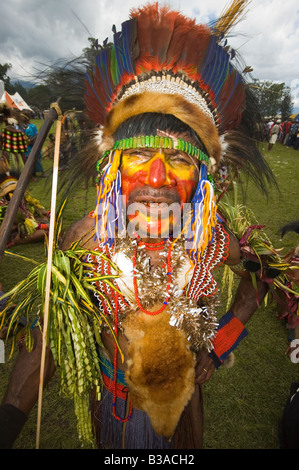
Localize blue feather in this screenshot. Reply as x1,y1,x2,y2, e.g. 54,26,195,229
95,51,113,100
114,31,127,78
120,18,137,74
201,43,229,97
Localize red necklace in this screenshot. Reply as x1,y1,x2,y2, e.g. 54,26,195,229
139,239,167,251
132,239,172,315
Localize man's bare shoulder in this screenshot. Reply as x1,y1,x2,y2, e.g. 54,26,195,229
224,228,242,266
61,215,96,250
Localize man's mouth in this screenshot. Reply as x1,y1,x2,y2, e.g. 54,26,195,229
126,189,183,237
134,199,172,207
128,187,181,207
129,201,178,217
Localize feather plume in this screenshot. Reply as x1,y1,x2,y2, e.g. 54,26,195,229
214,0,251,36
84,2,246,135
61,2,276,198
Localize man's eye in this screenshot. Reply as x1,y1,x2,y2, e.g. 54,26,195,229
136,151,151,158
125,150,150,158
170,154,190,164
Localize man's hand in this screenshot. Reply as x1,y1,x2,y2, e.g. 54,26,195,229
1,327,56,415
195,349,215,384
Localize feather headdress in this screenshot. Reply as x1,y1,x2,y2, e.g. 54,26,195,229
81,1,274,252
85,1,251,162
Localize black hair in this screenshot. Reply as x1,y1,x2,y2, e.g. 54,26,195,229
113,112,206,151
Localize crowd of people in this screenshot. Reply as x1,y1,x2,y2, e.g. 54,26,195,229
263,118,299,150
0,105,90,248
0,105,50,246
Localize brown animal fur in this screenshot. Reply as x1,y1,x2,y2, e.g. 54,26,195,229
102,92,221,163
123,307,195,438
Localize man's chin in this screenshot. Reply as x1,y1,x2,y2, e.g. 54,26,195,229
125,201,183,239
127,213,181,240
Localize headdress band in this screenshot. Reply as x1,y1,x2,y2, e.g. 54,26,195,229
120,76,216,125
113,136,209,161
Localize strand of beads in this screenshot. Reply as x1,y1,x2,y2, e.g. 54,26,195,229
132,240,172,315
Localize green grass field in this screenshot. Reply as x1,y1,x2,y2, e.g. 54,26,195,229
1,122,299,449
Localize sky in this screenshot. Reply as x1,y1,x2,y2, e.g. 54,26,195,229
1,0,299,111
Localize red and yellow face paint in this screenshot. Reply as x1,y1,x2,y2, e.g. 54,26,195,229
120,147,199,239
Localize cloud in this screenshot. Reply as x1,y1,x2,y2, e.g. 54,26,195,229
1,0,298,108
231,1,299,81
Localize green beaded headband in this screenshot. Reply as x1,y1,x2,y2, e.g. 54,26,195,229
96,135,210,177
113,135,210,163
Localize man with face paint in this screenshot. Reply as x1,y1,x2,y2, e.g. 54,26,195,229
120,128,200,240
0,3,277,449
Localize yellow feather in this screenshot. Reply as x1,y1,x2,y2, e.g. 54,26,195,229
214,0,251,36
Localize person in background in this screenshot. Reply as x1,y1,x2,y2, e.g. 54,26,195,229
288,121,299,147
22,113,46,178
42,133,55,159
283,120,293,145
268,120,280,151
0,172,49,247
0,105,26,173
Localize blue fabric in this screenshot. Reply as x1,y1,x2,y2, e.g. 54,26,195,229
210,311,248,368
96,388,173,449
96,349,172,449
24,123,43,173
99,349,127,386
24,123,38,140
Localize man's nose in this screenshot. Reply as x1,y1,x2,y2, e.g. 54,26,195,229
145,156,173,188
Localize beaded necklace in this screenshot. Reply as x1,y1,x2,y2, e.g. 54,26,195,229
132,239,173,316
113,239,173,422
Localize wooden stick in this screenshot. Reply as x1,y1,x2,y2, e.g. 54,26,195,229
0,104,60,261
36,104,62,449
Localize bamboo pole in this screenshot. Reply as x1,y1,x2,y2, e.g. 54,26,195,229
0,103,60,261
36,104,62,449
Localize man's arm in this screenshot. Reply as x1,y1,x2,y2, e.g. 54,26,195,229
195,275,268,384
195,229,268,384
0,328,56,448
230,274,269,324
60,215,95,250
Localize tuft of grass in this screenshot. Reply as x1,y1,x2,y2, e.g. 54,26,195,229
0,139,299,448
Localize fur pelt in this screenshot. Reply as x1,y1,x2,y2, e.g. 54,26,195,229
123,307,195,439
104,91,221,163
